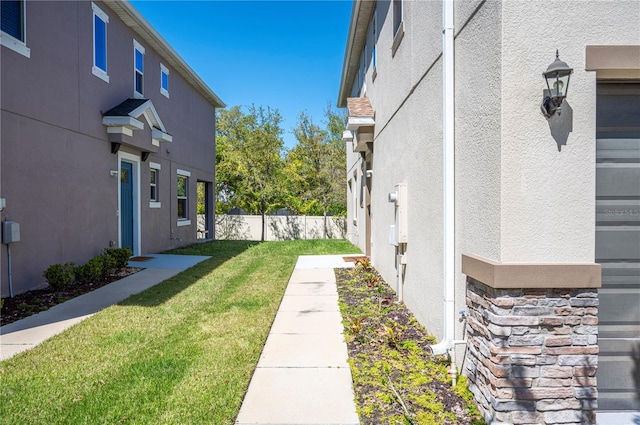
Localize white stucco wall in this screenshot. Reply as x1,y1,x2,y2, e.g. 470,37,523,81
342,0,640,340
499,1,640,263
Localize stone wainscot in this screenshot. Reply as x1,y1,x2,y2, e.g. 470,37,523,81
461,254,601,425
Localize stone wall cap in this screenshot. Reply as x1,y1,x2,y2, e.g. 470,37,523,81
462,254,601,289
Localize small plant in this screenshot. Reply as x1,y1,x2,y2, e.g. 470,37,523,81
366,273,381,288
103,247,132,270
345,314,367,335
43,262,75,290
377,321,403,348
75,257,104,285
354,256,373,271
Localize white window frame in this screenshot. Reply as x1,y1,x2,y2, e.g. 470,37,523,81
149,162,161,208
133,39,145,98
0,0,30,58
92,2,109,82
160,63,170,98
177,169,191,226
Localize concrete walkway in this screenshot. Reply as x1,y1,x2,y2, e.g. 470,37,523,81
0,254,210,361
1,252,362,424
235,254,360,425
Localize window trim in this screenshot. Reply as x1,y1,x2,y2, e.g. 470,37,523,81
0,0,31,58
177,169,191,225
1,0,30,58
149,162,161,208
92,2,109,82
160,63,170,98
133,39,145,98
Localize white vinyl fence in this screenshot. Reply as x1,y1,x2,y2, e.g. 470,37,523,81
214,214,346,241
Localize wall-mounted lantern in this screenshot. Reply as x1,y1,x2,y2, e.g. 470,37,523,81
541,50,573,118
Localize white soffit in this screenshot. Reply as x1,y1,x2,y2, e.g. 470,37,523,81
346,116,375,131
102,116,145,130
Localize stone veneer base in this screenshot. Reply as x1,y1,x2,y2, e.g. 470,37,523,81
462,255,601,425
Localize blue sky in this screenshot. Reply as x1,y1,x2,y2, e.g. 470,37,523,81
130,0,353,148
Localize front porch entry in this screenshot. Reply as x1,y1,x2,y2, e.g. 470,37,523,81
118,152,141,255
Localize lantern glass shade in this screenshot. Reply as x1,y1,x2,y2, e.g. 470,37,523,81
543,51,573,103
541,50,573,118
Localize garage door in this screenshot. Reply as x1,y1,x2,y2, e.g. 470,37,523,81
596,82,640,411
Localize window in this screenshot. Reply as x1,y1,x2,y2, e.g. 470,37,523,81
393,0,403,36
391,0,404,56
134,40,145,97
1,0,30,57
160,64,170,98
149,162,161,208
150,169,158,201
177,170,190,225
372,7,377,71
349,178,357,226
358,52,366,95
92,2,109,82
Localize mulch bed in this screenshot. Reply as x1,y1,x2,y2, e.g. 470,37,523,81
335,260,484,425
1,267,142,326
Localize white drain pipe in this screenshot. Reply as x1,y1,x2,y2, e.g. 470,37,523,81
431,0,456,357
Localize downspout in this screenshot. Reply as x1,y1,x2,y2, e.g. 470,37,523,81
431,0,456,357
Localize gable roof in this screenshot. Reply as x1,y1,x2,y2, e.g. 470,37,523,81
103,98,149,117
104,0,225,109
347,97,375,118
103,98,172,144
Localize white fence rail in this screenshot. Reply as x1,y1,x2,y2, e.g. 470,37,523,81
214,214,346,241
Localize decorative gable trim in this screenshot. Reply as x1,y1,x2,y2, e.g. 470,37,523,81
103,98,172,149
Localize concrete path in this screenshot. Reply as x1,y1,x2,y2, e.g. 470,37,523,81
0,254,210,361
235,254,360,425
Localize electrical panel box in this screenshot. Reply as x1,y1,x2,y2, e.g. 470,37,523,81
395,183,408,244
2,221,20,244
389,225,398,246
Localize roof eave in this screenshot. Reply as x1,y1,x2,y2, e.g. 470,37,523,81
105,0,226,109
337,0,375,108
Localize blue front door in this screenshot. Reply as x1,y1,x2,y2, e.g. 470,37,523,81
120,161,134,251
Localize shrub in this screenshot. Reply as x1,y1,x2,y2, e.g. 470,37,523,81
103,247,132,270
101,253,117,279
75,257,104,285
43,263,75,290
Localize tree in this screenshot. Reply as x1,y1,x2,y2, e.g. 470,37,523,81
284,111,327,216
323,104,348,216
216,105,285,241
284,106,347,235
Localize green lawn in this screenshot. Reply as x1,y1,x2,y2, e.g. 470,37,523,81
0,239,358,425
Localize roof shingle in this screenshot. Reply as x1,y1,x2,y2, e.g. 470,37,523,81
347,97,375,118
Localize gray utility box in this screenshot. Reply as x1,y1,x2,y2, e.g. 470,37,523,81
2,221,20,243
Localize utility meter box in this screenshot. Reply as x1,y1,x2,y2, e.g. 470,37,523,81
395,183,408,244
2,221,20,244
